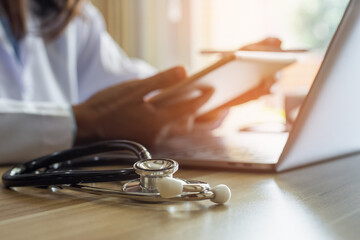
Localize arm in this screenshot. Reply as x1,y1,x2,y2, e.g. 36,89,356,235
0,99,73,163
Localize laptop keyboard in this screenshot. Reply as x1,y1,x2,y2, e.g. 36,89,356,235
165,145,269,162
153,132,288,163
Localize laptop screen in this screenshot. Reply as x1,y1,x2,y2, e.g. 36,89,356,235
277,0,360,171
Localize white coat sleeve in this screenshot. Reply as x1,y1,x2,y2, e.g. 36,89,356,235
0,99,73,163
75,3,157,102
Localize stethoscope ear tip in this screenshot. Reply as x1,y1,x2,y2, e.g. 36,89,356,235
210,184,231,204
157,177,231,204
157,177,185,198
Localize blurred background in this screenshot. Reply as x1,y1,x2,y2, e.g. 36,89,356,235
91,0,350,132
91,0,349,73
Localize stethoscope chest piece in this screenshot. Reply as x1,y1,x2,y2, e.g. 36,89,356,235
120,158,230,204
133,159,178,192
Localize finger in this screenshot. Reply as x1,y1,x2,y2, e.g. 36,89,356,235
196,108,229,123
157,115,195,142
159,85,214,122
256,76,277,95
242,45,281,52
151,85,203,108
240,37,282,51
134,66,187,97
259,37,282,47
172,115,195,134
194,109,229,131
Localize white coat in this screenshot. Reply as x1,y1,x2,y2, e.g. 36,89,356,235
0,3,156,163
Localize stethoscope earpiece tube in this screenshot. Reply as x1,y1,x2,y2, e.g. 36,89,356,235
2,140,151,188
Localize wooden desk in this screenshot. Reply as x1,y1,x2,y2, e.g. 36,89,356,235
0,154,359,240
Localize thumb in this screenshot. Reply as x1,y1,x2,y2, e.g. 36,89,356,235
135,66,187,97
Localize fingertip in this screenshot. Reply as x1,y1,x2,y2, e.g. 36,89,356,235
264,37,282,46
161,85,214,122
198,85,215,99
146,66,187,92
173,66,187,81
188,85,214,111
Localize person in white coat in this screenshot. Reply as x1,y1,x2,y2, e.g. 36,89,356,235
0,0,281,163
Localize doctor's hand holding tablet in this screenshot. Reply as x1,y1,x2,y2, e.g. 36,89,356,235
148,38,297,133
73,37,296,146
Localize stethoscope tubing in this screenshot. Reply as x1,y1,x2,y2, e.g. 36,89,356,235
2,140,151,188
2,169,138,187
58,184,215,202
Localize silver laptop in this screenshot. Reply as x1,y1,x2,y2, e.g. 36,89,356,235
153,0,360,172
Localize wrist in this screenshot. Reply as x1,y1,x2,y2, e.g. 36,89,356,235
72,104,99,145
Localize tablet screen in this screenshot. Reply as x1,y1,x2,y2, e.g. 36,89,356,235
194,52,297,115
150,51,298,116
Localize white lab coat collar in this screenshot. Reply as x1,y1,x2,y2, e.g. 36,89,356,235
0,22,25,93
0,3,42,65
0,10,47,95
0,20,14,58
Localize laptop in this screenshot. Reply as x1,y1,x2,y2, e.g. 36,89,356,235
152,0,360,172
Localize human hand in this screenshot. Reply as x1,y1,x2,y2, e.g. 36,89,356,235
73,67,213,146
190,38,282,130
191,76,278,131
240,38,282,99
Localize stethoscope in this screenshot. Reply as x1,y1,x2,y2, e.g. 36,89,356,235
2,140,231,204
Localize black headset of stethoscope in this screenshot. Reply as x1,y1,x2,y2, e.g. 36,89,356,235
2,140,231,204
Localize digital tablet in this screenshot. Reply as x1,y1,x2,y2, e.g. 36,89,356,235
149,51,298,116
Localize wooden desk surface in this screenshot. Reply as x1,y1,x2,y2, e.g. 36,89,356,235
0,154,359,240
